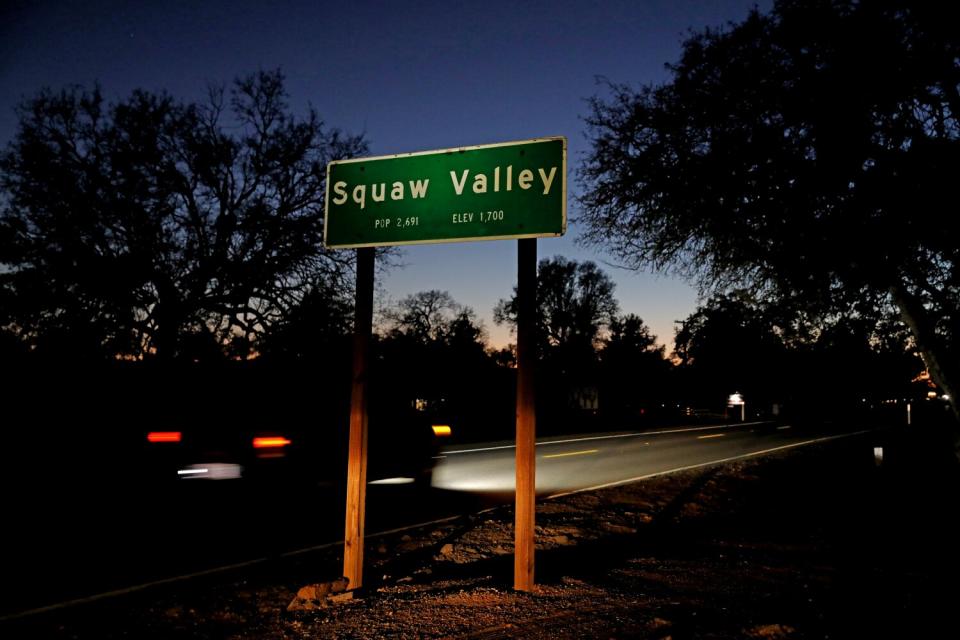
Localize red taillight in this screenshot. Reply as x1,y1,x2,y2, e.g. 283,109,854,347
147,431,182,443
252,436,291,449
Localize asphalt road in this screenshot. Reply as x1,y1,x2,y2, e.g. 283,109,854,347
1,419,865,620
432,420,856,496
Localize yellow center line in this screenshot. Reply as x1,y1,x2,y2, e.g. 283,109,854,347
697,433,726,440
543,448,600,459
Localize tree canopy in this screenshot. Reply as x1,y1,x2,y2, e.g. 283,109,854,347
672,292,924,421
673,292,787,405
599,312,671,420
579,0,960,421
494,255,619,361
493,256,672,429
0,70,366,362
382,290,485,347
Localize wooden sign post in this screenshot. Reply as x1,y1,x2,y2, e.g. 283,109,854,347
514,237,537,591
343,246,375,590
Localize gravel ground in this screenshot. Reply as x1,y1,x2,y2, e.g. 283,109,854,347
6,428,959,639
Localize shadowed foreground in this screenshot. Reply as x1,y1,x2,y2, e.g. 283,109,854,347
5,426,958,639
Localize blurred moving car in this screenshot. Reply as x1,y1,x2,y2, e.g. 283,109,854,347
141,403,442,491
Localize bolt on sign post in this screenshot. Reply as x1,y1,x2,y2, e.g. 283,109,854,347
325,137,566,592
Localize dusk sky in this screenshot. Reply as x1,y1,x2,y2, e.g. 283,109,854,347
1,0,770,350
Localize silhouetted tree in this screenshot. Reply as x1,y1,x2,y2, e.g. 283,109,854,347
376,290,507,442
380,289,489,395
801,315,923,410
495,256,620,431
495,256,619,369
490,345,517,369
0,70,366,362
673,293,924,423
673,292,790,413
605,313,662,357
382,290,481,346
599,313,672,423
580,1,960,431
258,275,355,363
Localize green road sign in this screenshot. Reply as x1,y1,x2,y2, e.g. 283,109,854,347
324,137,566,248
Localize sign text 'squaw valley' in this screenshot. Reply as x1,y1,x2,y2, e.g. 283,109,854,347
324,137,566,248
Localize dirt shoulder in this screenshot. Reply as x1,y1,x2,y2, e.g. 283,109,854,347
7,427,959,639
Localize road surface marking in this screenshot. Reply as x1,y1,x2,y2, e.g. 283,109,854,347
547,430,870,500
543,449,599,459
697,434,726,440
442,421,773,455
